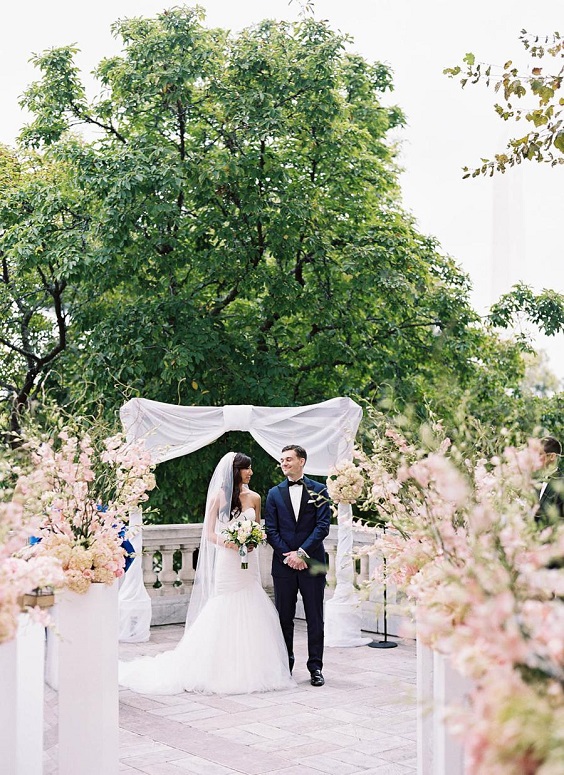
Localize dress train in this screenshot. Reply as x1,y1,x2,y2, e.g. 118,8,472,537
119,510,294,695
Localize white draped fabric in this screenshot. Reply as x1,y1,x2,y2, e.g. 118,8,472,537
117,508,152,643
118,396,364,644
120,396,361,473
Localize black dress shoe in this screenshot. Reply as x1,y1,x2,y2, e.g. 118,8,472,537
310,670,324,687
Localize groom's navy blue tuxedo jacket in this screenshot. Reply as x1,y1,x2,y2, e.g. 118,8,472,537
537,471,564,527
264,476,331,577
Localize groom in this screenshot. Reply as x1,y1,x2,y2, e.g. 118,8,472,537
265,445,331,686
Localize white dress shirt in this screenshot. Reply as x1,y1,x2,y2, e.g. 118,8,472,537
288,481,303,520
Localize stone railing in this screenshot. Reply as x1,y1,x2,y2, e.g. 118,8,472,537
141,523,408,637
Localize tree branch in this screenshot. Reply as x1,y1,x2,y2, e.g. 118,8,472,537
70,101,127,144
0,381,17,395
0,336,38,362
208,285,240,317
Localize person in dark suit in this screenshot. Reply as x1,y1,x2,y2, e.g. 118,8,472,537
264,445,331,686
536,436,564,527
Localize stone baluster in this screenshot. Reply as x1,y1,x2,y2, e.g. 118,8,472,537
178,545,196,586
142,549,158,589
367,551,380,600
159,546,178,591
358,553,370,585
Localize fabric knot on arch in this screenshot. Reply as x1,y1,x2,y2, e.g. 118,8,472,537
222,404,254,434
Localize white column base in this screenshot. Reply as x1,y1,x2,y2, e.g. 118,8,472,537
45,603,59,690
417,640,434,775
16,614,45,775
416,639,469,775
58,582,119,775
0,637,17,774
325,597,373,647
433,652,468,775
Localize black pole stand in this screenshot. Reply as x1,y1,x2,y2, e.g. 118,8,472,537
368,549,398,649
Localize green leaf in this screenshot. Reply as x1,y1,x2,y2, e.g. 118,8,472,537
554,132,564,153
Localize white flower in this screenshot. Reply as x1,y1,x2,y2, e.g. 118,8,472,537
327,461,365,504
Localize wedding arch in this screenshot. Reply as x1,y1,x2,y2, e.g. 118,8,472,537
118,396,370,647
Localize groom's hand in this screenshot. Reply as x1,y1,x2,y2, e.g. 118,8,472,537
283,551,308,570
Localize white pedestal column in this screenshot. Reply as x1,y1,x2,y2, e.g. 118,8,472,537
58,582,119,775
432,652,468,775
0,637,18,774
326,504,372,647
45,606,59,690
16,614,46,775
416,640,434,775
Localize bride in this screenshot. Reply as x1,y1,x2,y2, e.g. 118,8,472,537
119,452,295,695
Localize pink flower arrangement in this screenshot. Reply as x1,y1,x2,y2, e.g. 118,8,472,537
0,497,65,644
18,430,156,595
351,427,564,774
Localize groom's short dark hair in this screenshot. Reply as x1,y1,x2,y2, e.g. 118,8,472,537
541,436,562,456
282,444,307,462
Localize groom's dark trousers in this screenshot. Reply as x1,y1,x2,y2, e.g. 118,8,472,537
265,476,331,673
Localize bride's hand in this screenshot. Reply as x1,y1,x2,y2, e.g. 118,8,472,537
224,541,238,550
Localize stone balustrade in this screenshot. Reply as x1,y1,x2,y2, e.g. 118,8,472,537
141,523,407,636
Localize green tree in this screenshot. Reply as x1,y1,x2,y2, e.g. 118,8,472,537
5,7,563,518
0,145,89,442
18,9,476,405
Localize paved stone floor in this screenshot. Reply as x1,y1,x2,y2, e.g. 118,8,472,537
44,622,417,774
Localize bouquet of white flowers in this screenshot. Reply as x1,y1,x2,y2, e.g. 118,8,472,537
327,460,365,504
222,518,267,569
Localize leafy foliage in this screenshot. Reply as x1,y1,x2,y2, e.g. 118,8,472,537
0,145,89,441
489,284,564,337
1,8,563,518
444,30,564,176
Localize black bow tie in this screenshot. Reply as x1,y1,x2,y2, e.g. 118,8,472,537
288,479,304,486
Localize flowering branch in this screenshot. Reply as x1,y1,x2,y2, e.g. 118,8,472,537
349,423,564,773
17,429,156,594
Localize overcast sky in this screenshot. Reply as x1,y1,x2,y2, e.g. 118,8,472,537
2,0,563,378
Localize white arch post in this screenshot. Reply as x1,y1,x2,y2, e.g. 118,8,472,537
325,502,372,647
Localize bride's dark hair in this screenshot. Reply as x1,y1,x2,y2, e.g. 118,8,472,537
231,452,252,516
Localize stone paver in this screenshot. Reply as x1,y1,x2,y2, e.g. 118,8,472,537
44,622,416,774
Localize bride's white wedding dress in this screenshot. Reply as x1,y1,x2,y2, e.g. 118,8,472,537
119,509,294,695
